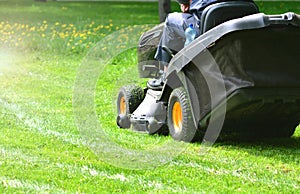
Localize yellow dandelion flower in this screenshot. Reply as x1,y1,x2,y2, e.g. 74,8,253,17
5,23,11,29
89,21,95,28
59,32,65,38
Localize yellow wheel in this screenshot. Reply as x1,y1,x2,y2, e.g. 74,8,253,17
168,87,198,142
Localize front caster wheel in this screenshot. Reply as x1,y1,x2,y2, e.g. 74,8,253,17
116,85,144,128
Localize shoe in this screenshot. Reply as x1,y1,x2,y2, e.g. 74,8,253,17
147,73,165,90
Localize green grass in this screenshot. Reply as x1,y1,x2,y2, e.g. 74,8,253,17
1,0,300,193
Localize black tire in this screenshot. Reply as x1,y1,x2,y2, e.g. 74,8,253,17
116,85,144,128
168,87,198,142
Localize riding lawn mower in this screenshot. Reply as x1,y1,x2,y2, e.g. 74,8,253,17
116,1,300,142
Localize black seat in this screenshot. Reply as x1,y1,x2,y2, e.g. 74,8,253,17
200,1,259,34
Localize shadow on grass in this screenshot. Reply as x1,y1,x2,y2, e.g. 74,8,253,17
219,136,300,149
214,125,300,148
214,135,300,163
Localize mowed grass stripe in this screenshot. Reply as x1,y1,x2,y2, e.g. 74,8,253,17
0,134,180,192
0,145,131,183
0,118,137,192
168,150,300,191
0,176,66,193
0,98,82,146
